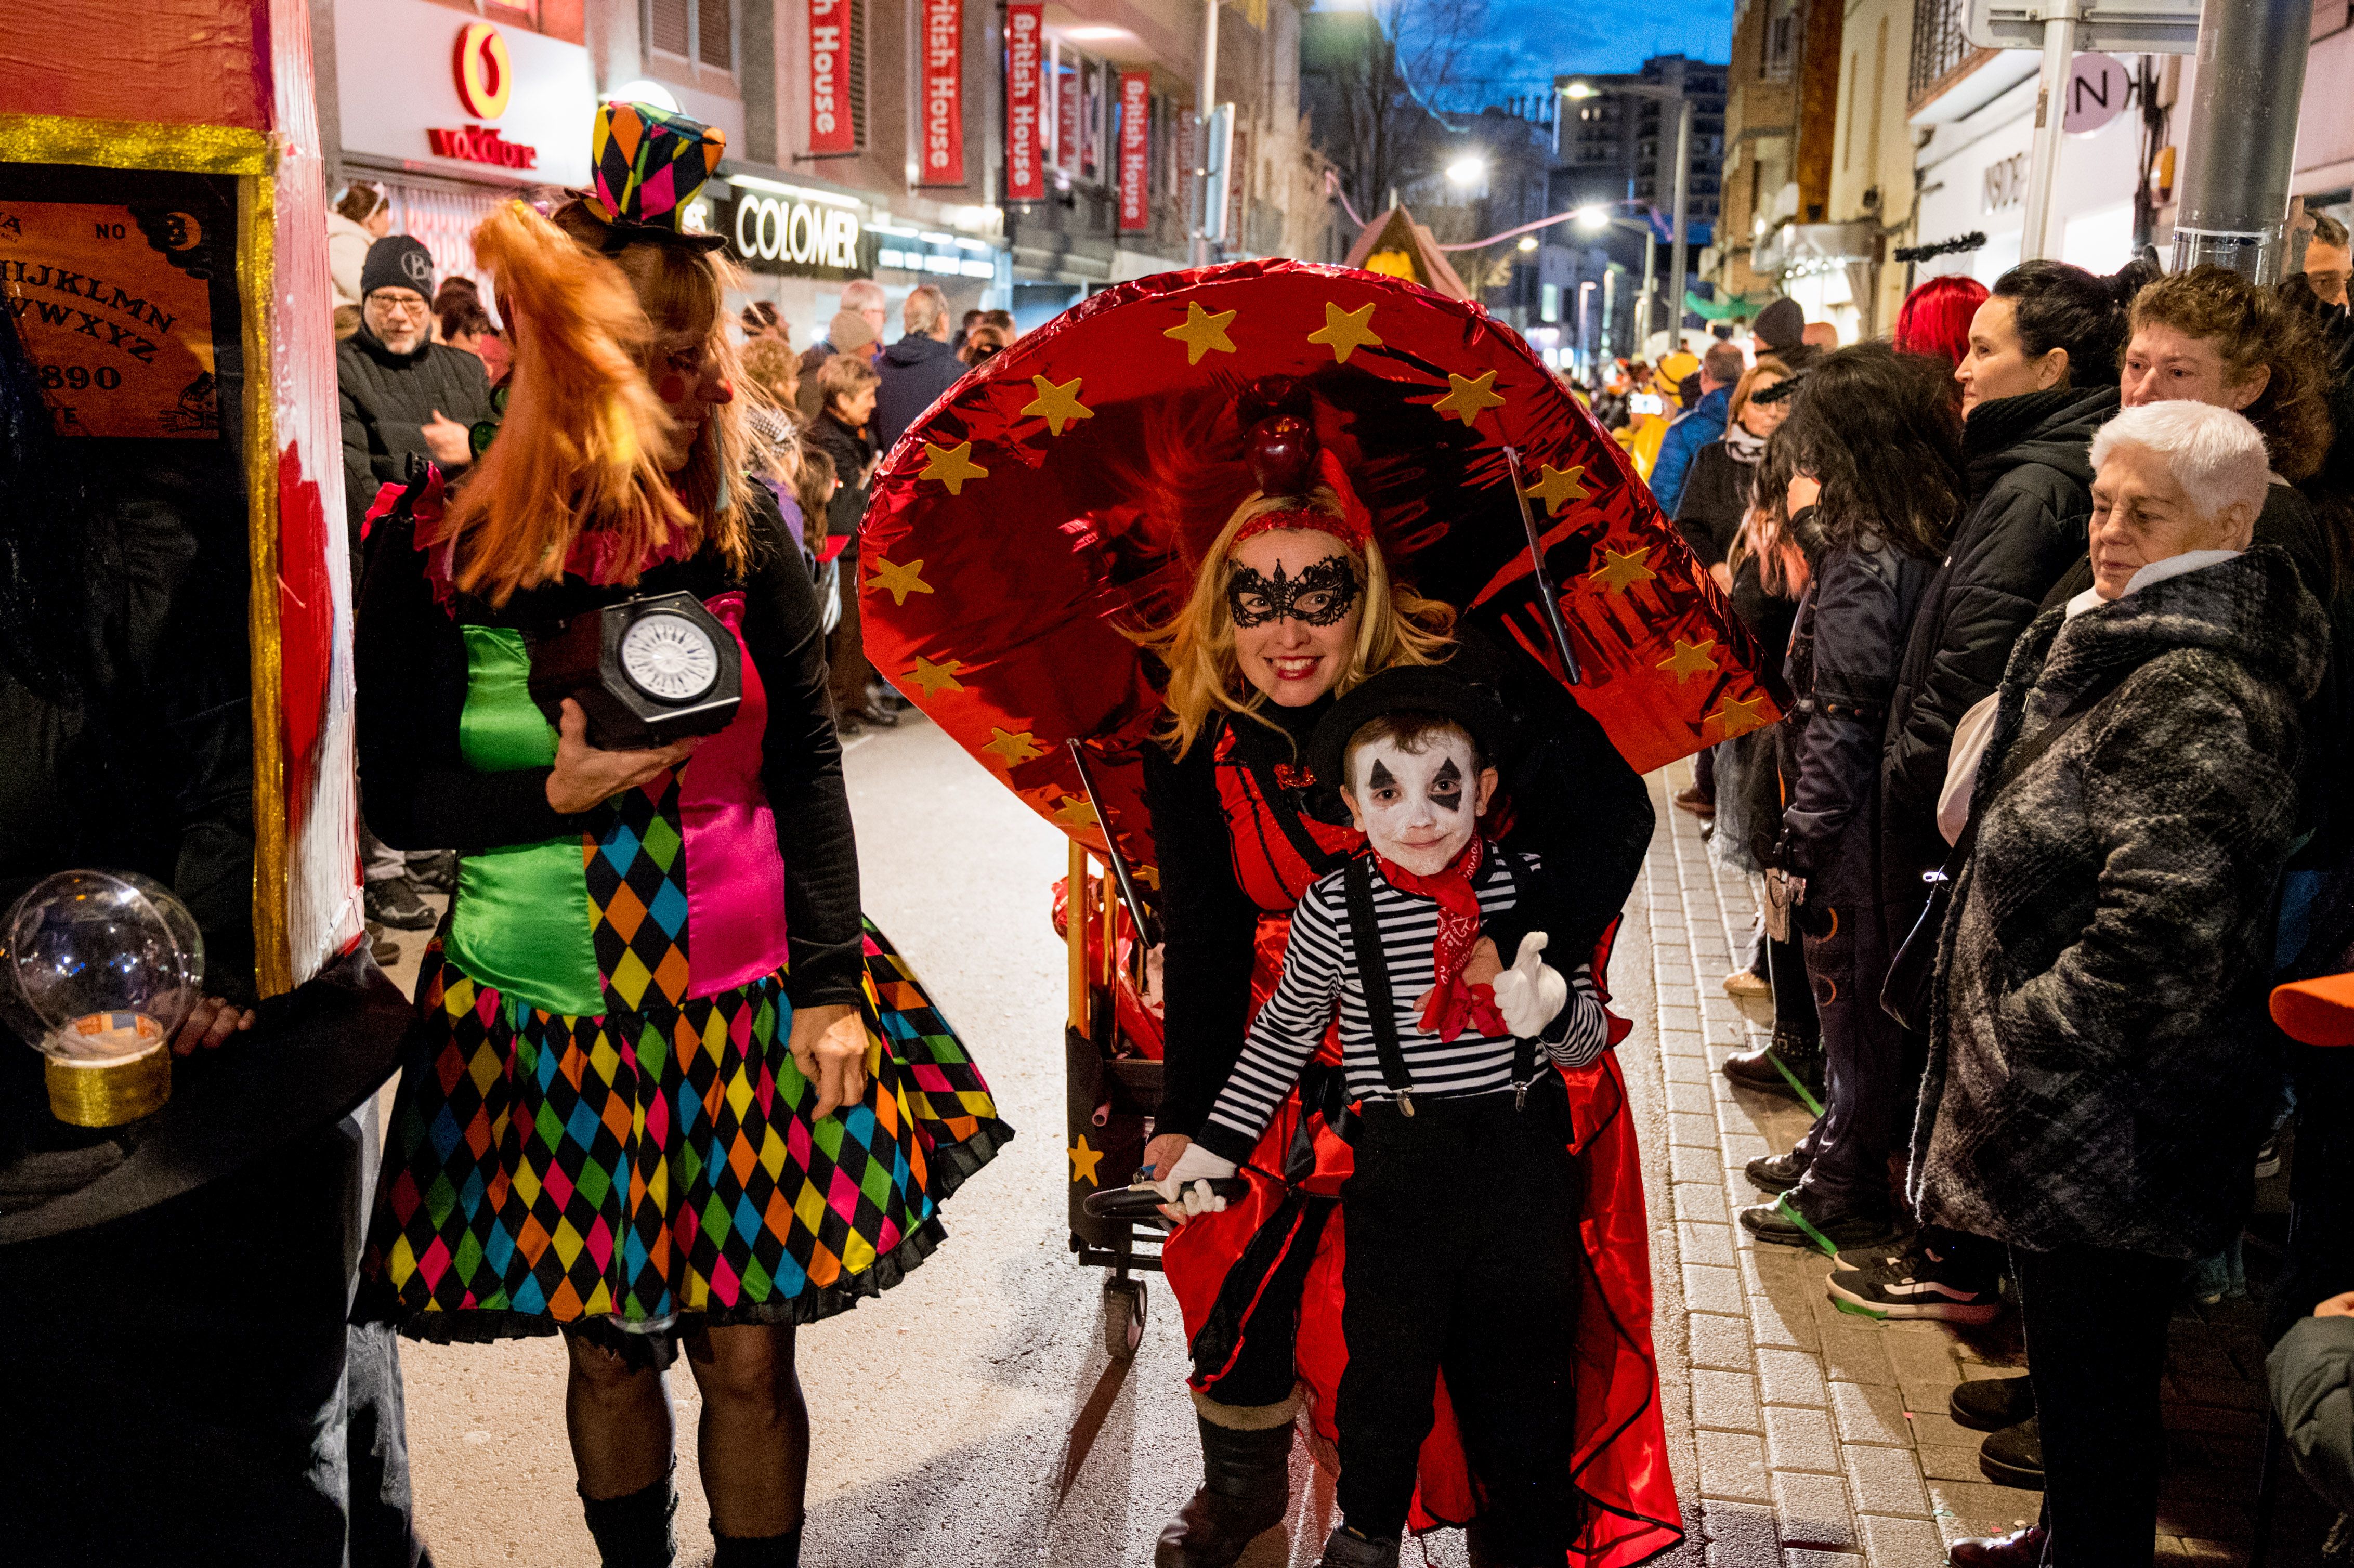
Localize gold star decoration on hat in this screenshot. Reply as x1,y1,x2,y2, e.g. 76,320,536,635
1068,1134,1104,1185
919,440,989,495
1658,638,1719,681
1165,301,1238,365
866,557,934,606
904,655,966,696
1522,463,1591,516
1050,794,1101,830
983,726,1045,767
1705,693,1771,740
1586,545,1657,594
1021,374,1094,436
1307,300,1382,364
1432,370,1507,427
1135,864,1161,891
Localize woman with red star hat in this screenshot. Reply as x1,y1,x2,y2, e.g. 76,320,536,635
1132,430,1665,1567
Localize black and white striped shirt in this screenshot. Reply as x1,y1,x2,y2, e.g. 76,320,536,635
1196,847,1611,1164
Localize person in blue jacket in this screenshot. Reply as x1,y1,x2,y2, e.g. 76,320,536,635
1649,341,1746,518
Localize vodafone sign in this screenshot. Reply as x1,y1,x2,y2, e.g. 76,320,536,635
454,23,513,118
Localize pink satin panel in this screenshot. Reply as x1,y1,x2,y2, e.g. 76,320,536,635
681,593,793,997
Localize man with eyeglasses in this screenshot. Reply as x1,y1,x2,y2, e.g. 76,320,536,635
337,236,493,544
337,234,488,940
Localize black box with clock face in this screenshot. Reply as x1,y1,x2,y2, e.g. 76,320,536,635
526,592,743,752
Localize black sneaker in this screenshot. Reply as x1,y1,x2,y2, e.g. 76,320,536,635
835,709,865,736
1738,1192,1902,1255
854,701,900,728
2256,1133,2283,1180
1721,1028,1824,1106
1950,1374,2035,1432
1315,1527,1401,1568
1745,1148,1809,1194
408,850,459,894
1979,1417,2042,1489
364,876,437,931
1827,1237,2004,1323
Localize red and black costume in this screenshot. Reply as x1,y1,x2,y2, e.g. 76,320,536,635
1142,632,1679,1565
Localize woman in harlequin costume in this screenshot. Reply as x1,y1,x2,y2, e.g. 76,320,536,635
354,106,1008,1568
1133,435,1666,1567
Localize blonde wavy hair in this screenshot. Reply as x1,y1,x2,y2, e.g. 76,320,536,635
1142,489,1456,759
433,200,752,605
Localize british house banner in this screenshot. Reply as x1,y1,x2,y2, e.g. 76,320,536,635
810,0,856,155
1117,72,1150,231
1004,5,1044,200
919,0,964,186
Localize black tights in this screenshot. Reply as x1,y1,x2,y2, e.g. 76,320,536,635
564,1322,811,1538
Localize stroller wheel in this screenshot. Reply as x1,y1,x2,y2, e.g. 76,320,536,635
1103,1277,1147,1361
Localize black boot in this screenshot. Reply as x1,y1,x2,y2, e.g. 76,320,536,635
1315,1525,1401,1567
1745,1147,1809,1194
1721,1027,1824,1104
580,1473,677,1568
1154,1415,1295,1568
712,1525,802,1567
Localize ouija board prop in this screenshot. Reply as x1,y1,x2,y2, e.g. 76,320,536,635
0,162,252,896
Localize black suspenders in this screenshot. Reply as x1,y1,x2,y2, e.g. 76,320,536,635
1340,853,1538,1118
1342,856,1419,1117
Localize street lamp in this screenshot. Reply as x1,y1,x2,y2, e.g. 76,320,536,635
1561,77,1695,356
1445,154,1489,188
1573,201,1660,352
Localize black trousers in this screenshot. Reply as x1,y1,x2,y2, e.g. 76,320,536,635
2012,1243,2189,1568
1335,1084,1585,1551
1790,897,1907,1215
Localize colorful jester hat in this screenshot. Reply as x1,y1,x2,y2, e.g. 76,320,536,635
583,101,728,253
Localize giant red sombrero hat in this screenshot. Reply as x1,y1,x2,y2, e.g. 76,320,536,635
860,258,1782,882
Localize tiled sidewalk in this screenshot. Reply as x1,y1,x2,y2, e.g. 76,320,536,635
1637,764,2332,1567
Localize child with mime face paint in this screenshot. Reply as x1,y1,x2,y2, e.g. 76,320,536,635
1158,665,1615,1568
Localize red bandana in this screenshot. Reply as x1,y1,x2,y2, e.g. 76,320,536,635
1375,837,1506,1042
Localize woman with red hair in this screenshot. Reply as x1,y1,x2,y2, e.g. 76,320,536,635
1893,273,1990,370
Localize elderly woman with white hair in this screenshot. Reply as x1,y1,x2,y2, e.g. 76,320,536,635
1910,398,2328,1567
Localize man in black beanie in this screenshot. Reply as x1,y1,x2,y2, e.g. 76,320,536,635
337,235,493,544
1751,295,1820,369
336,233,484,936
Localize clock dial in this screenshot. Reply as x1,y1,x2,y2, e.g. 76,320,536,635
618,612,720,702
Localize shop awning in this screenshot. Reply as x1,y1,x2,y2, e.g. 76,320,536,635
1752,221,1877,277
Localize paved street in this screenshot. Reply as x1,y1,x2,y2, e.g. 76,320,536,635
387,717,2325,1566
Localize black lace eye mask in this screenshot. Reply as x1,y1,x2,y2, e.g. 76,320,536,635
1226,556,1362,629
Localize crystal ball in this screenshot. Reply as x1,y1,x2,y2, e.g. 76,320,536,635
2,870,205,1064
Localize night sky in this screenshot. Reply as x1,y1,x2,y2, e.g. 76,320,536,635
1391,0,1735,106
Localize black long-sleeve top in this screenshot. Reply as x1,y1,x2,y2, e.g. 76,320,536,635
1143,627,1655,1139
355,488,867,1011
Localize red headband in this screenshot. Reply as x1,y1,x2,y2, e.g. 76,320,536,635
1228,449,1374,553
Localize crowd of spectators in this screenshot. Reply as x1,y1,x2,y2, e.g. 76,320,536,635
1631,223,2354,1564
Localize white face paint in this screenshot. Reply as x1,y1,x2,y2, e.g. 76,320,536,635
1344,728,1493,876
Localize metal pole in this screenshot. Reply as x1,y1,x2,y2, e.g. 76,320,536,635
2017,0,2080,261
2173,0,2314,280
1192,0,1221,267
1636,225,1656,351
1668,95,1693,357
1603,267,1616,355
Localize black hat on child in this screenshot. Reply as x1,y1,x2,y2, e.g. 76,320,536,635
1309,664,1515,795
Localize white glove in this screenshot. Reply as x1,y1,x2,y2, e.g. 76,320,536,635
1492,931,1570,1039
1152,1142,1239,1216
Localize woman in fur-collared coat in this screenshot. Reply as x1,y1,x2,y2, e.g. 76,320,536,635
1912,400,2329,1568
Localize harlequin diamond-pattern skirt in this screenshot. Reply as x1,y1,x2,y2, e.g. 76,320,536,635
361,921,1011,1344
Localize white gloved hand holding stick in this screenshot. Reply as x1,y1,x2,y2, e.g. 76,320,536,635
1152,1142,1239,1222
